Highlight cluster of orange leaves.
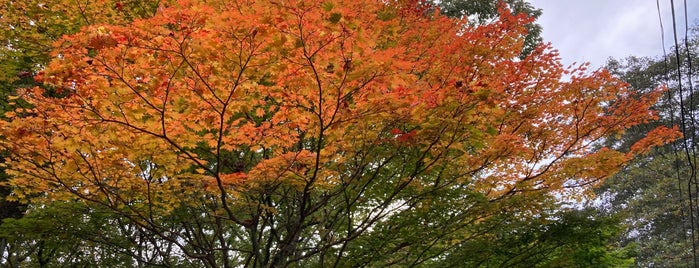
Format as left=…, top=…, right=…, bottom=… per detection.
left=0, top=0, right=679, bottom=212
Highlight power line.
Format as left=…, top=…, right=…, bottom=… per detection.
left=658, top=0, right=697, bottom=266
left=683, top=0, right=699, bottom=263
left=669, top=0, right=698, bottom=265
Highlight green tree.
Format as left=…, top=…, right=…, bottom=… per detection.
left=439, top=206, right=635, bottom=268
left=596, top=29, right=699, bottom=267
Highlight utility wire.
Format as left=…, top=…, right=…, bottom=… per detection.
left=670, top=0, right=698, bottom=266
left=658, top=1, right=691, bottom=266
left=683, top=0, right=699, bottom=264
left=658, top=0, right=696, bottom=266
left=682, top=0, right=697, bottom=149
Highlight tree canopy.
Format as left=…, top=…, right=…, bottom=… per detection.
left=0, top=0, right=677, bottom=266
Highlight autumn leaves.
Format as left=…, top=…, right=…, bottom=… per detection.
left=0, top=0, right=680, bottom=265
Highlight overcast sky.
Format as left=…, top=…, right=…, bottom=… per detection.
left=527, top=0, right=699, bottom=69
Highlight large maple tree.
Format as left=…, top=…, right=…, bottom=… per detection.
left=0, top=0, right=679, bottom=266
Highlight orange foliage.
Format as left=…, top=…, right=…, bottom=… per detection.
left=0, top=0, right=677, bottom=214
left=629, top=126, right=683, bottom=155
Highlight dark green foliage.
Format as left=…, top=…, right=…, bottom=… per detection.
left=433, top=206, right=634, bottom=268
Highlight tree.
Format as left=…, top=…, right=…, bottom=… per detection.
left=0, top=0, right=677, bottom=266
left=439, top=206, right=635, bottom=267
left=596, top=30, right=699, bottom=267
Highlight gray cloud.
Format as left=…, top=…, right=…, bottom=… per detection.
left=528, top=0, right=699, bottom=69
